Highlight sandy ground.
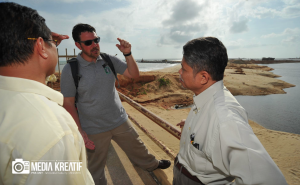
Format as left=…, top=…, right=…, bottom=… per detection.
left=50, top=60, right=300, bottom=184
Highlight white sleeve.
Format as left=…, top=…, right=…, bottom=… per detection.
left=212, top=120, right=287, bottom=185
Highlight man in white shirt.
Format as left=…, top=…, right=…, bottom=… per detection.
left=173, top=37, right=287, bottom=185
left=0, top=2, right=94, bottom=185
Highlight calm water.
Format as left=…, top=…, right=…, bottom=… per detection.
left=136, top=63, right=179, bottom=71
left=235, top=63, right=300, bottom=135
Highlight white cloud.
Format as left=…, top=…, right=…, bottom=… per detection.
left=282, top=36, right=300, bottom=43
left=27, top=0, right=104, bottom=2
left=224, top=1, right=251, bottom=34
left=229, top=19, right=249, bottom=33
left=261, top=28, right=300, bottom=44
left=224, top=0, right=300, bottom=21
left=261, top=33, right=280, bottom=39
left=160, top=23, right=208, bottom=45
left=282, top=0, right=300, bottom=4
left=261, top=28, right=300, bottom=38
left=157, top=0, right=299, bottom=47
left=251, top=3, right=300, bottom=19
left=58, top=0, right=97, bottom=2
left=40, top=0, right=174, bottom=57
left=158, top=0, right=211, bottom=46
left=226, top=38, right=270, bottom=50
left=252, top=7, right=280, bottom=19
left=226, top=39, right=245, bottom=49
left=13, top=0, right=299, bottom=58
left=98, top=25, right=123, bottom=43
left=162, top=0, right=203, bottom=25
left=282, top=4, right=300, bottom=18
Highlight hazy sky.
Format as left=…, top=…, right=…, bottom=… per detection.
left=6, top=0, right=300, bottom=59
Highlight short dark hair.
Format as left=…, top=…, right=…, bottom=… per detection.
left=183, top=37, right=228, bottom=81
left=72, top=24, right=96, bottom=42
left=0, top=2, right=52, bottom=67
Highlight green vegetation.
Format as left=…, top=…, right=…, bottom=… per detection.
left=141, top=88, right=147, bottom=95
left=137, top=88, right=147, bottom=95
left=158, top=77, right=171, bottom=88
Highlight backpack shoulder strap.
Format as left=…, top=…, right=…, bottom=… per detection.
left=67, top=58, right=80, bottom=89
left=100, top=52, right=120, bottom=88
left=67, top=58, right=80, bottom=102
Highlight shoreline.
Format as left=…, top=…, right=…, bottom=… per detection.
left=113, top=61, right=299, bottom=135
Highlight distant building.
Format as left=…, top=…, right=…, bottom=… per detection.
left=262, top=57, right=275, bottom=61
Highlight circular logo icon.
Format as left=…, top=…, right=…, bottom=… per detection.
left=13, top=162, right=24, bottom=172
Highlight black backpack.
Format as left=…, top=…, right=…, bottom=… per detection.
left=67, top=52, right=120, bottom=103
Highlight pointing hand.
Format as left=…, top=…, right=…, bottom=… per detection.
left=116, top=38, right=131, bottom=55
left=51, top=32, right=69, bottom=46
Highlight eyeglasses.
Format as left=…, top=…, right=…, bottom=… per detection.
left=77, top=37, right=100, bottom=46
left=28, top=38, right=58, bottom=47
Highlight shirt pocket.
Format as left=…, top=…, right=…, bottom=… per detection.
left=187, top=142, right=208, bottom=174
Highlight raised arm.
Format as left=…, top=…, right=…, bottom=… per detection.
left=116, top=38, right=139, bottom=79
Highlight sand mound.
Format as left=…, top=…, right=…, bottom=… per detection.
left=117, top=72, right=194, bottom=109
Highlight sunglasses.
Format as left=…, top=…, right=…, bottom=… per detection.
left=77, top=37, right=100, bottom=46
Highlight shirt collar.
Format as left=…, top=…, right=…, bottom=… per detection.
left=193, top=80, right=224, bottom=111
left=0, top=75, right=63, bottom=106
left=77, top=53, right=102, bottom=67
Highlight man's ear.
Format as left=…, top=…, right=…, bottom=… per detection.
left=75, top=42, right=82, bottom=50
left=195, top=71, right=210, bottom=85
left=36, top=37, right=48, bottom=59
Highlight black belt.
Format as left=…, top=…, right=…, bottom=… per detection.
left=175, top=157, right=204, bottom=185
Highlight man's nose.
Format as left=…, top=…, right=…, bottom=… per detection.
left=92, top=41, right=98, bottom=46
